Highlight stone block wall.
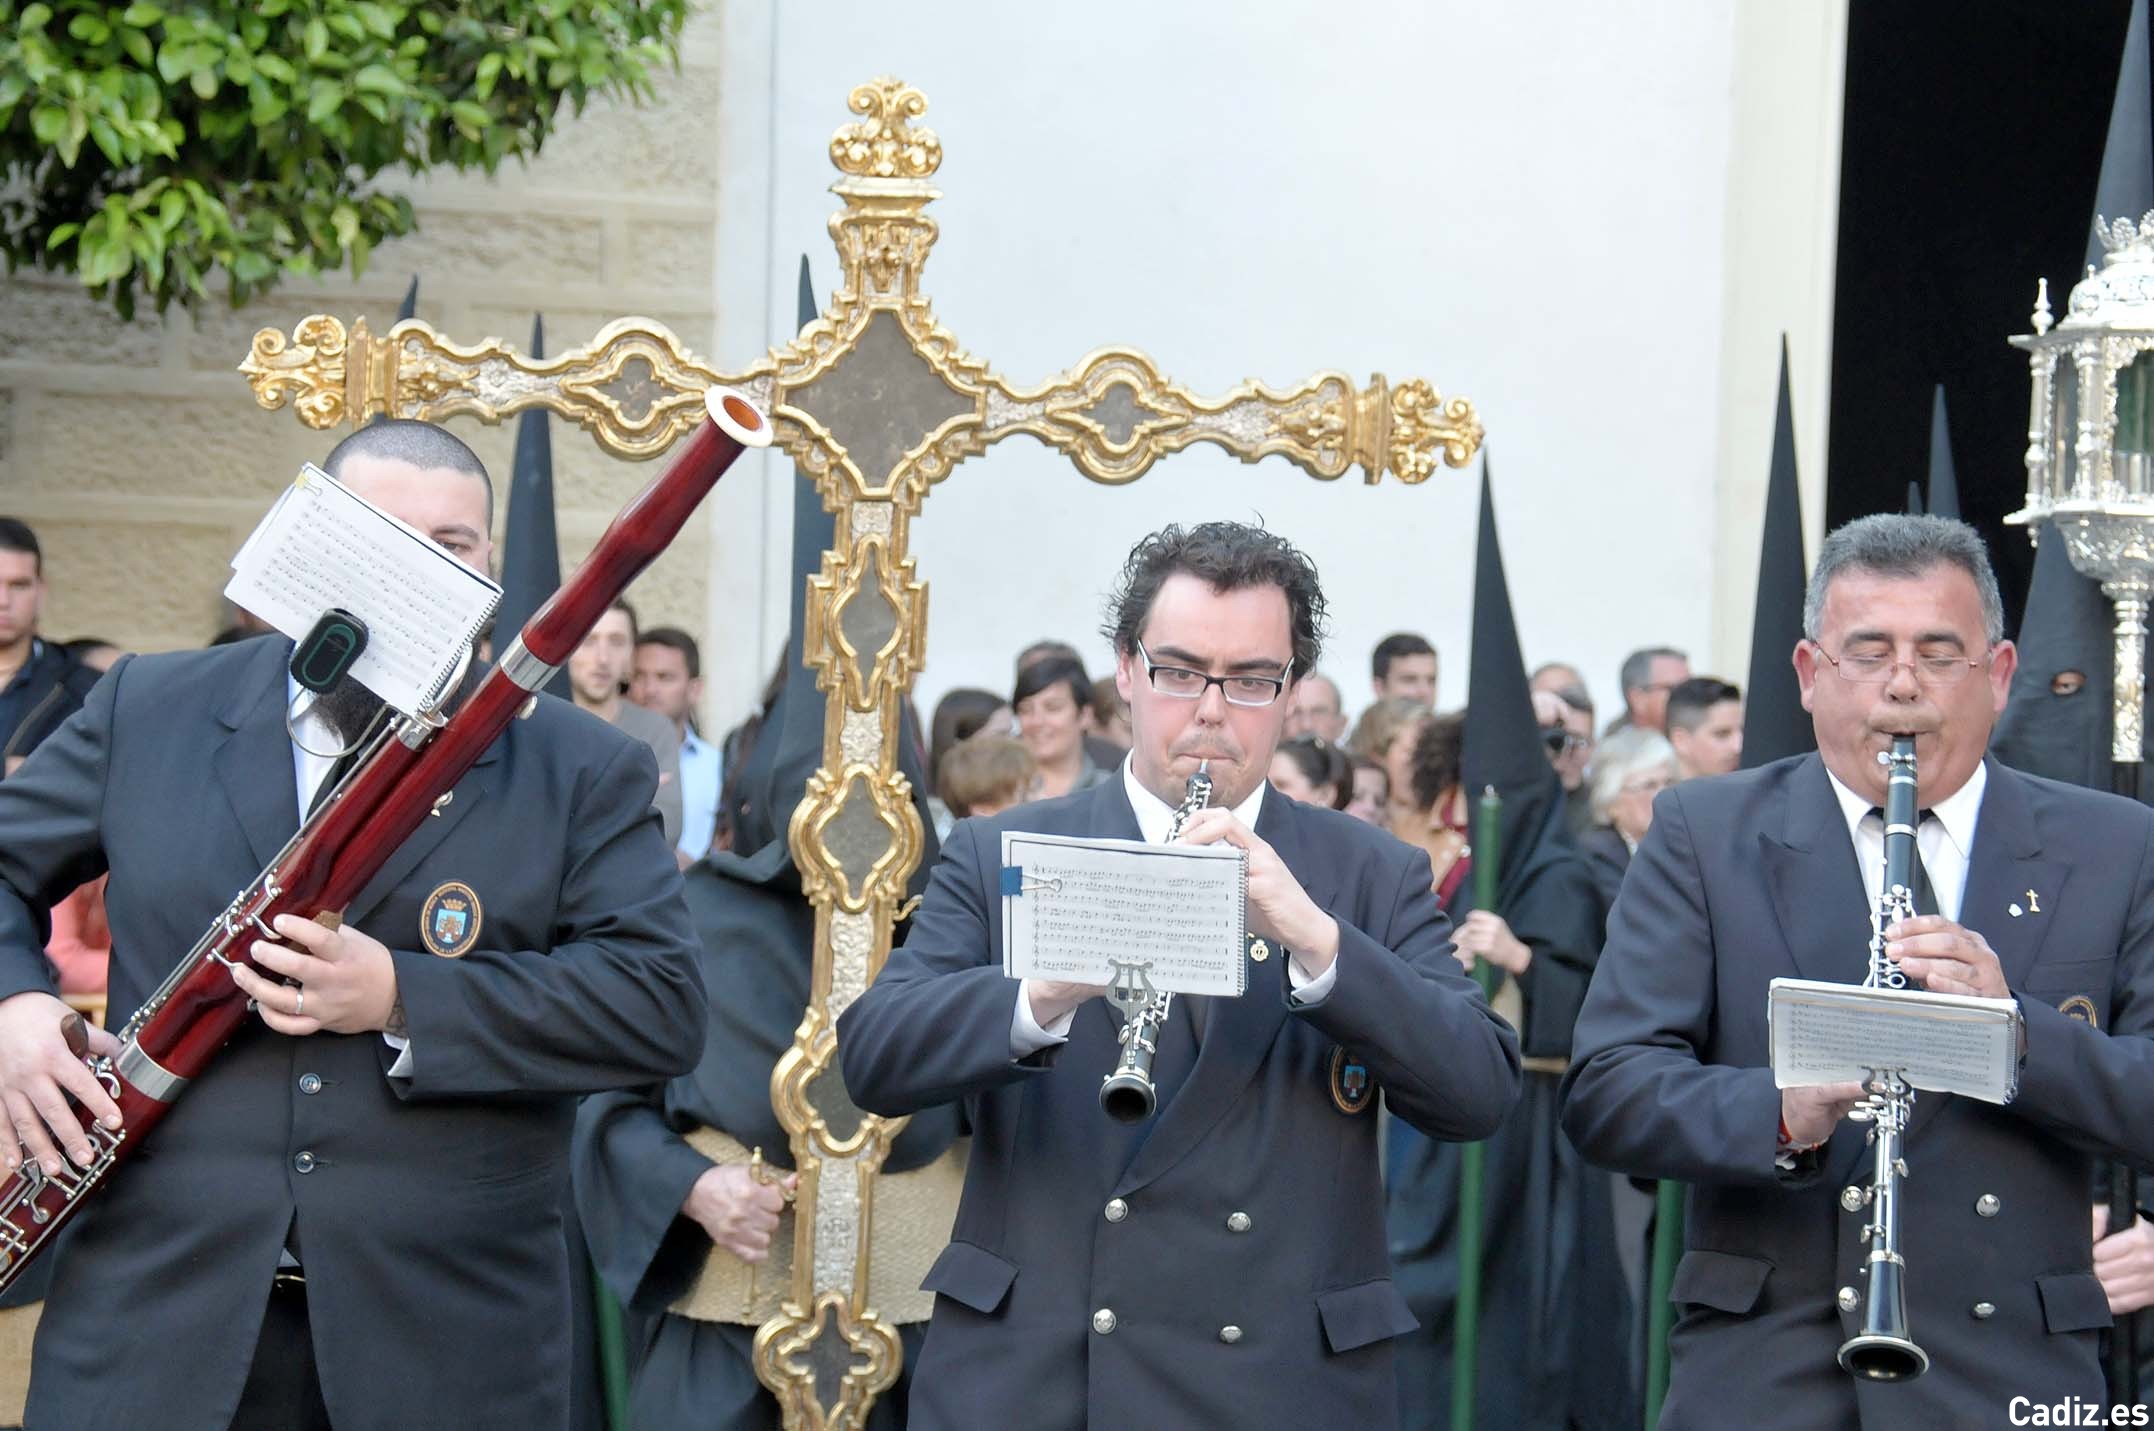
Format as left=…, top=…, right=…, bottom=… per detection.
left=0, top=9, right=724, bottom=703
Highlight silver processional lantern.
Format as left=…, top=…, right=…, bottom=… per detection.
left=2006, top=214, right=2154, bottom=777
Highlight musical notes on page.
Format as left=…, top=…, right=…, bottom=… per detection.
left=226, top=464, right=502, bottom=717
left=1000, top=831, right=1248, bottom=996
left=1767, top=977, right=2023, bottom=1104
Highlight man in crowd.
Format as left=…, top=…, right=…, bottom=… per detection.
left=840, top=520, right=1519, bottom=1430
left=634, top=626, right=722, bottom=866
left=1564, top=513, right=2154, bottom=1427
left=0, top=520, right=100, bottom=776
left=1533, top=679, right=1597, bottom=832
left=0, top=419, right=706, bottom=1431
left=1608, top=645, right=1690, bottom=734
left=569, top=597, right=684, bottom=847
left=1284, top=669, right=1349, bottom=743
left=1371, top=631, right=1439, bottom=708
left=1664, top=675, right=1744, bottom=779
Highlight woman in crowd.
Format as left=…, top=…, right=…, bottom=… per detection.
left=1574, top=726, right=1680, bottom=916
left=1346, top=753, right=1389, bottom=825
left=1013, top=655, right=1108, bottom=799
left=1268, top=735, right=1351, bottom=809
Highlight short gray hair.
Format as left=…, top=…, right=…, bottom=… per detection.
left=1619, top=646, right=1687, bottom=695
left=1803, top=514, right=2003, bottom=646
left=1588, top=726, right=1679, bottom=825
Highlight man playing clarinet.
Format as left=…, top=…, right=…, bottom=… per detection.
left=1564, top=513, right=2154, bottom=1427
left=837, top=520, right=1520, bottom=1431
left=0, top=420, right=704, bottom=1431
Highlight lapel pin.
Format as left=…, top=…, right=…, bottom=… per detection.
left=431, top=791, right=454, bottom=818
left=2024, top=888, right=2041, bottom=914
left=2008, top=902, right=2023, bottom=918
left=1248, top=938, right=1270, bottom=963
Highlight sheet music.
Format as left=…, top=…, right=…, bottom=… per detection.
left=1767, top=977, right=2023, bottom=1104
left=1000, top=831, right=1247, bottom=996
left=226, top=464, right=501, bottom=717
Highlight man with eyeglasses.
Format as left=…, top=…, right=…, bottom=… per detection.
left=839, top=521, right=1520, bottom=1431
left=1563, top=513, right=2154, bottom=1428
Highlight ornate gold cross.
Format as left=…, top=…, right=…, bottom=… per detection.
left=239, top=75, right=1481, bottom=1430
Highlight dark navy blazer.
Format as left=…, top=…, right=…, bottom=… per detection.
left=0, top=635, right=704, bottom=1431
left=838, top=776, right=1520, bottom=1431
left=1564, top=753, right=2154, bottom=1429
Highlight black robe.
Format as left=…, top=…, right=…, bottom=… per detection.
left=1384, top=801, right=1636, bottom=1431
left=573, top=842, right=958, bottom=1430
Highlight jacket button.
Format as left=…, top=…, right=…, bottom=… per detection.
left=1218, top=1325, right=1243, bottom=1344
left=1975, top=1194, right=2001, bottom=1218
left=1840, top=1186, right=1864, bottom=1212
left=292, top=1151, right=317, bottom=1175
left=1226, top=1211, right=1251, bottom=1233
left=1972, top=1301, right=1995, bottom=1320
left=1092, top=1308, right=1116, bottom=1335
left=298, top=1073, right=323, bottom=1095
left=1837, top=1286, right=1859, bottom=1313
left=1104, top=1199, right=1128, bottom=1223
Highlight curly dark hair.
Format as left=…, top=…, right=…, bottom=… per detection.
left=1409, top=710, right=1467, bottom=812
left=1101, top=522, right=1327, bottom=677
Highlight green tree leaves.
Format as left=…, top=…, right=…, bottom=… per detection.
left=0, top=0, right=690, bottom=316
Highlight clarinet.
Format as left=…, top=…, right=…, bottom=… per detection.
left=1837, top=735, right=1930, bottom=1381
left=0, top=388, right=771, bottom=1296
left=1099, top=761, right=1213, bottom=1123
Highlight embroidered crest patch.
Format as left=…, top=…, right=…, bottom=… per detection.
left=1329, top=1046, right=1373, bottom=1115
left=420, top=881, right=482, bottom=959
left=2059, top=994, right=2098, bottom=1029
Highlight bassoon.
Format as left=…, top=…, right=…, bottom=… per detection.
left=0, top=387, right=772, bottom=1295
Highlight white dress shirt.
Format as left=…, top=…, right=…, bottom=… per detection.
left=1823, top=757, right=1987, bottom=924
left=286, top=678, right=412, bottom=1076
left=1009, top=760, right=1337, bottom=1057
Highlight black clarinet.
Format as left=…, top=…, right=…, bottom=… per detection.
left=1098, top=761, right=1213, bottom=1122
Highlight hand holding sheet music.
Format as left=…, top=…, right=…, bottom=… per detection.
left=1000, top=831, right=1249, bottom=997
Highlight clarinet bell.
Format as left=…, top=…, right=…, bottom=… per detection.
left=1099, top=1069, right=1157, bottom=1124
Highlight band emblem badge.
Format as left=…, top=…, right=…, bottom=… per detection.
left=1328, top=1046, right=1373, bottom=1114
left=2059, top=994, right=2099, bottom=1029
left=421, top=881, right=482, bottom=958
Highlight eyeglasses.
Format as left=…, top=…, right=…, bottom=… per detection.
left=1135, top=639, right=1293, bottom=707
left=1813, top=642, right=1988, bottom=688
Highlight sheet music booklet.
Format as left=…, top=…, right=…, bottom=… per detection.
left=999, top=831, right=1248, bottom=997
left=226, top=463, right=502, bottom=718
left=1767, top=976, right=2024, bottom=1105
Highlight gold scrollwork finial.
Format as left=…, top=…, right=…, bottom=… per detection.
left=1382, top=378, right=1484, bottom=484
left=831, top=77, right=942, bottom=179
left=240, top=314, right=355, bottom=430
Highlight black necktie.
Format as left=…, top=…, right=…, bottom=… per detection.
left=1868, top=807, right=1940, bottom=917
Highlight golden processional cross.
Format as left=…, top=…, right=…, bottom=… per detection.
left=238, top=76, right=1482, bottom=1430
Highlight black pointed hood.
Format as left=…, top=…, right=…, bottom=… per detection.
left=2092, top=0, right=2154, bottom=271
left=1926, top=385, right=1960, bottom=521
left=1743, top=340, right=1816, bottom=767
left=395, top=274, right=419, bottom=322
left=1460, top=456, right=1564, bottom=903
left=1992, top=521, right=2142, bottom=788
left=493, top=315, right=569, bottom=698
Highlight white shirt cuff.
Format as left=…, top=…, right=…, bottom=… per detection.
left=383, top=1032, right=413, bottom=1079
left=1286, top=956, right=1338, bottom=1007
left=1010, top=981, right=1077, bottom=1058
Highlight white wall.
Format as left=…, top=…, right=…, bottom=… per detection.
left=709, top=0, right=1842, bottom=735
